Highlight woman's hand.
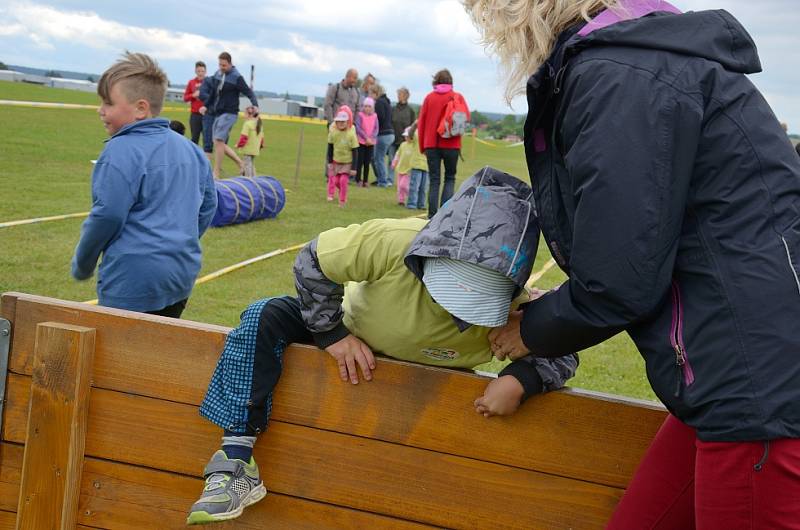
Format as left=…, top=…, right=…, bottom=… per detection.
left=325, top=334, right=376, bottom=384
left=488, top=311, right=530, bottom=361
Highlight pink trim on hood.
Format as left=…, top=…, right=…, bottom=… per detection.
left=433, top=84, right=453, bottom=94
left=578, top=0, right=681, bottom=36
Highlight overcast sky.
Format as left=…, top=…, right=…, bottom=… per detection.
left=1, top=0, right=798, bottom=130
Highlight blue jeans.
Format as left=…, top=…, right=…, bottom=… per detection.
left=386, top=143, right=400, bottom=183
left=426, top=148, right=459, bottom=218
left=406, top=169, right=428, bottom=210
left=202, top=114, right=216, bottom=153
left=373, top=133, right=395, bottom=186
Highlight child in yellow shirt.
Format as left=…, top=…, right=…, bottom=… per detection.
left=236, top=106, right=263, bottom=177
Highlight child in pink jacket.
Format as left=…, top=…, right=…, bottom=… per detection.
left=355, top=97, right=378, bottom=187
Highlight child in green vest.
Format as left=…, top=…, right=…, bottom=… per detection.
left=236, top=106, right=263, bottom=177
left=326, top=106, right=359, bottom=206
left=391, top=124, right=429, bottom=208
left=187, top=167, right=578, bottom=525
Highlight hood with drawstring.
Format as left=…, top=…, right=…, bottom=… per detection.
left=405, top=166, right=539, bottom=293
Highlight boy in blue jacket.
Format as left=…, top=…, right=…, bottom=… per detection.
left=71, top=52, right=217, bottom=318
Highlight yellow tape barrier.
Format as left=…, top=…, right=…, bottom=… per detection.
left=83, top=242, right=309, bottom=305
left=0, top=99, right=326, bottom=125
left=0, top=211, right=89, bottom=229
left=472, top=136, right=523, bottom=149
left=526, top=258, right=556, bottom=289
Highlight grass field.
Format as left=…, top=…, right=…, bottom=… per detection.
left=0, top=80, right=656, bottom=401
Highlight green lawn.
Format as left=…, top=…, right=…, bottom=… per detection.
left=0, top=80, right=656, bottom=401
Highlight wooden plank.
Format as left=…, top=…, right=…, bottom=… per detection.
left=0, top=444, right=22, bottom=513
left=0, top=294, right=18, bottom=332
left=2, top=442, right=418, bottom=530
left=0, top=511, right=17, bottom=530
left=5, top=294, right=227, bottom=406
left=4, top=375, right=623, bottom=529
left=274, top=346, right=665, bottom=489
left=16, top=323, right=95, bottom=530
left=79, top=457, right=435, bottom=530
left=3, top=293, right=665, bottom=488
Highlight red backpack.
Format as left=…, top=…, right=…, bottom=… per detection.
left=437, top=92, right=471, bottom=138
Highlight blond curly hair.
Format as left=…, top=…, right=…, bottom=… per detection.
left=463, top=0, right=619, bottom=103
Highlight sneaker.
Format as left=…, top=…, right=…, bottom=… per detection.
left=186, top=450, right=267, bottom=525
left=327, top=196, right=334, bottom=202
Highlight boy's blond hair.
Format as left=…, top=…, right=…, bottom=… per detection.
left=98, top=51, right=168, bottom=115
left=463, top=0, right=619, bottom=104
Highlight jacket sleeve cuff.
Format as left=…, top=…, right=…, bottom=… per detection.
left=312, top=321, right=351, bottom=350
left=499, top=359, right=544, bottom=402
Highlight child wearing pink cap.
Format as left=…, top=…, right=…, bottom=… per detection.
left=355, top=97, right=378, bottom=187
left=326, top=106, right=359, bottom=206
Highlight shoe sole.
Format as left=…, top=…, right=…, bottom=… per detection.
left=186, top=483, right=267, bottom=525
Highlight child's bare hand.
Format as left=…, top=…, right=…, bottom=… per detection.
left=474, top=375, right=524, bottom=418
left=349, top=169, right=357, bottom=176
left=325, top=335, right=376, bottom=384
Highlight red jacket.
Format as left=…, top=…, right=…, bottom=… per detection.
left=183, top=78, right=204, bottom=114
left=417, top=85, right=464, bottom=152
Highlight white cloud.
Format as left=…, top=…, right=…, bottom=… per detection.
left=1, top=2, right=397, bottom=73
left=0, top=0, right=797, bottom=119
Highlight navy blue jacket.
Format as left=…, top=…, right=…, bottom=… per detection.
left=521, top=9, right=800, bottom=441
left=200, top=66, right=258, bottom=116
left=375, top=94, right=393, bottom=135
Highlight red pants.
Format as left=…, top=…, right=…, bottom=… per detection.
left=327, top=173, right=349, bottom=205
left=608, top=414, right=800, bottom=529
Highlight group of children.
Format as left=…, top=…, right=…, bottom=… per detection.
left=327, top=102, right=429, bottom=208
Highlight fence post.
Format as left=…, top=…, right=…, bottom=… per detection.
left=16, top=322, right=96, bottom=530
left=294, top=124, right=305, bottom=187
left=470, top=127, right=477, bottom=160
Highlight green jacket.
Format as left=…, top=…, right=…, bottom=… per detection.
left=318, top=217, right=503, bottom=368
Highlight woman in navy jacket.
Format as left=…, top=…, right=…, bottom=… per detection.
left=466, top=0, right=800, bottom=527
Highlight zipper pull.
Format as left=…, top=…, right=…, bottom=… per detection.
left=553, top=66, right=568, bottom=95
left=674, top=344, right=686, bottom=366
left=673, top=344, right=686, bottom=397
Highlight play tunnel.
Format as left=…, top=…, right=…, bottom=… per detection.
left=211, top=176, right=286, bottom=227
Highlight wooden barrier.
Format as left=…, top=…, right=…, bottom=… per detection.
left=0, top=292, right=667, bottom=529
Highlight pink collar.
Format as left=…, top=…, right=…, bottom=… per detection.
left=434, top=84, right=453, bottom=94
left=579, top=0, right=681, bottom=36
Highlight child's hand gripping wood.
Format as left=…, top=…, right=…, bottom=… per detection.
left=474, top=375, right=525, bottom=418
left=325, top=334, right=376, bottom=384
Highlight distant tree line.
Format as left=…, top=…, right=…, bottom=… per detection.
left=471, top=110, right=524, bottom=139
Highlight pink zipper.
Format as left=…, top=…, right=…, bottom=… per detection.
left=671, top=280, right=694, bottom=396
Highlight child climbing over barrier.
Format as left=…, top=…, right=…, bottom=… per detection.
left=326, top=106, right=359, bottom=206
left=71, top=52, right=217, bottom=318
left=391, top=123, right=429, bottom=208
left=236, top=106, right=264, bottom=177
left=186, top=167, right=579, bottom=524
left=355, top=96, right=378, bottom=187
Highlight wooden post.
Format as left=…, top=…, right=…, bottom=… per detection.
left=470, top=127, right=477, bottom=160
left=294, top=124, right=305, bottom=187
left=16, top=322, right=96, bottom=530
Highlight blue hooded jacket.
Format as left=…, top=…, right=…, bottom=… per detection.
left=521, top=5, right=800, bottom=442
left=72, top=118, right=217, bottom=311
